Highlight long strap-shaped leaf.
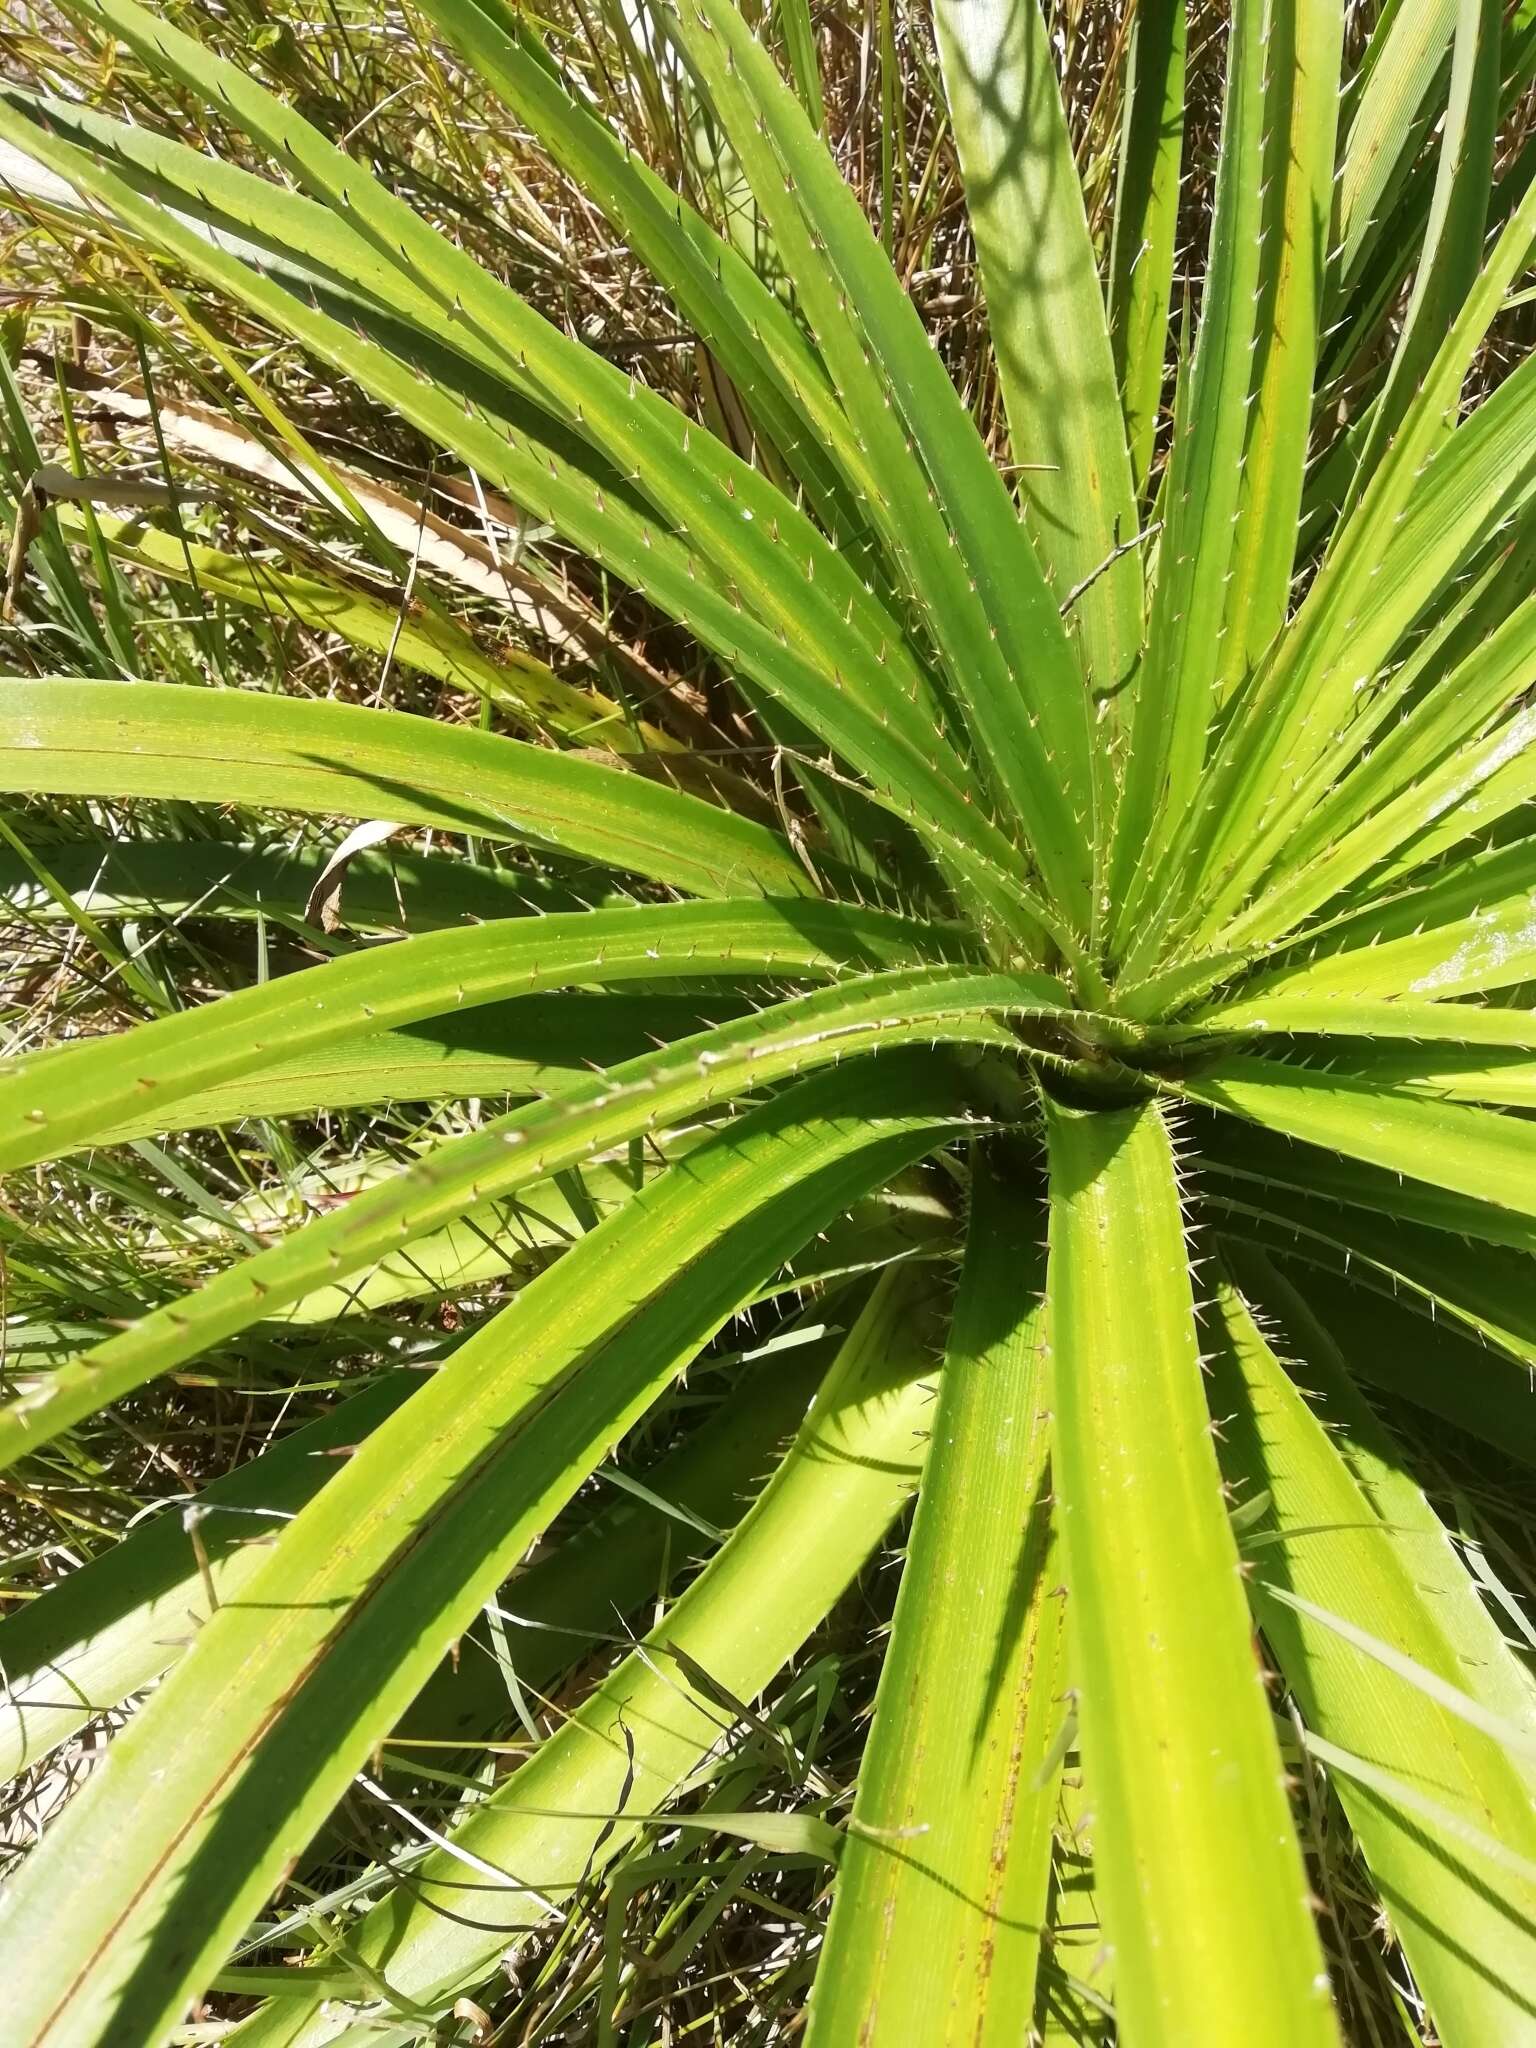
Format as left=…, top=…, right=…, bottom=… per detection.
left=1208, top=1273, right=1536, bottom=2047
left=1333, top=0, right=1459, bottom=299
left=1376, top=736, right=1536, bottom=889
left=1185, top=830, right=1536, bottom=1007
left=1225, top=1253, right=1536, bottom=1464
left=0, top=103, right=1033, bottom=929
left=1257, top=1040, right=1536, bottom=1110
left=0, top=971, right=1040, bottom=1462
left=1202, top=841, right=1536, bottom=1008
left=1218, top=0, right=1344, bottom=691
left=1196, top=1110, right=1536, bottom=1255
left=1228, top=1254, right=1536, bottom=1744
left=0, top=1064, right=965, bottom=2048
left=0, top=895, right=974, bottom=1172
left=1043, top=1097, right=1338, bottom=2047
left=0, top=1340, right=816, bottom=1790
left=0, top=679, right=812, bottom=901
left=224, top=1269, right=941, bottom=2048
left=655, top=0, right=1097, bottom=925
left=1341, top=0, right=1501, bottom=514
left=0, top=836, right=589, bottom=932
left=59, top=4, right=954, bottom=785
left=1167, top=181, right=1536, bottom=948
left=1108, top=0, right=1186, bottom=497
left=1281, top=583, right=1536, bottom=874
left=1107, top=0, right=1269, bottom=948
left=28, top=77, right=936, bottom=768
left=1318, top=0, right=1536, bottom=414
left=808, top=1154, right=1063, bottom=2044
left=933, top=0, right=1141, bottom=700
left=84, top=997, right=744, bottom=1144
left=1201, top=1164, right=1536, bottom=1375
left=1206, top=612, right=1536, bottom=961
left=409, top=0, right=882, bottom=575
left=1180, top=995, right=1536, bottom=1049
left=1179, top=1056, right=1536, bottom=1225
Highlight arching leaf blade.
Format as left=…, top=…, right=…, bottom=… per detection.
left=0, top=1065, right=966, bottom=2048
left=225, top=1266, right=942, bottom=2048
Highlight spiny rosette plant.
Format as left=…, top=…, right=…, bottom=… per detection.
left=0, top=0, right=1533, bottom=2043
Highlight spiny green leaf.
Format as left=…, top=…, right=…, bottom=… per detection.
left=934, top=0, right=1141, bottom=699
left=1108, top=0, right=1186, bottom=496
left=0, top=970, right=1033, bottom=1461
left=0, top=678, right=814, bottom=900
left=1180, top=1055, right=1536, bottom=1226
left=1209, top=1271, right=1536, bottom=2046
left=1109, top=0, right=1269, bottom=950
left=225, top=1267, right=941, bottom=2048
left=1044, top=1097, right=1338, bottom=2047
left=809, top=1151, right=1062, bottom=2043
left=0, top=1065, right=965, bottom=2048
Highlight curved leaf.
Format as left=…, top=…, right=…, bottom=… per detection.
left=0, top=1062, right=967, bottom=2048
left=0, top=678, right=812, bottom=900
left=226, top=1267, right=941, bottom=2048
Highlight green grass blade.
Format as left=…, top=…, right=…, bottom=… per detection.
left=1043, top=1097, right=1338, bottom=2047
left=772, top=0, right=826, bottom=127
left=1034, top=1780, right=1115, bottom=2046
left=1108, top=0, right=1186, bottom=496
left=1207, top=1274, right=1536, bottom=2045
left=934, top=0, right=1141, bottom=698
left=0, top=1065, right=965, bottom=2048
left=808, top=1152, right=1062, bottom=2043
left=75, top=510, right=650, bottom=751
left=0, top=1376, right=406, bottom=1786
left=382, top=1333, right=830, bottom=1759
left=226, top=1267, right=940, bottom=2048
